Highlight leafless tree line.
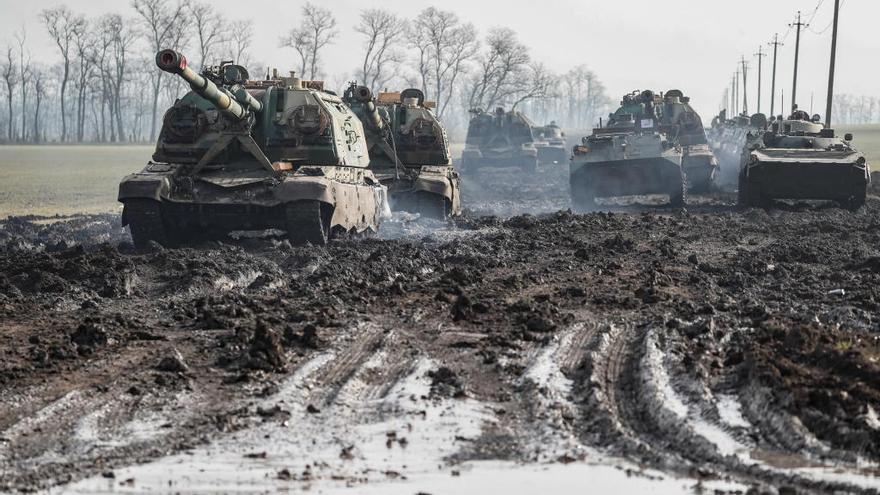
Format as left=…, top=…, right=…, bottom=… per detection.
left=0, top=1, right=612, bottom=144
left=831, top=94, right=880, bottom=126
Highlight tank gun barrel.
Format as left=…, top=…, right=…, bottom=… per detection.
left=156, top=49, right=260, bottom=120
left=353, top=86, right=384, bottom=130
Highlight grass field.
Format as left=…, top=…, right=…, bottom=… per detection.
left=838, top=124, right=880, bottom=163
left=0, top=146, right=152, bottom=218
left=0, top=126, right=878, bottom=219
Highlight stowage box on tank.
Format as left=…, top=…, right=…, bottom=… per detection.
left=460, top=107, right=540, bottom=173
left=118, top=50, right=388, bottom=248
left=739, top=110, right=870, bottom=210
left=569, top=90, right=686, bottom=209
left=343, top=84, right=461, bottom=219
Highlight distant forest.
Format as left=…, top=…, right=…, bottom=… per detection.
left=0, top=1, right=615, bottom=144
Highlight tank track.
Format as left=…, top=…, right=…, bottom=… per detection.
left=285, top=201, right=331, bottom=246
left=415, top=192, right=449, bottom=220
left=124, top=199, right=170, bottom=249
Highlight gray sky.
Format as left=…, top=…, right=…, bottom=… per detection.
left=1, top=0, right=876, bottom=121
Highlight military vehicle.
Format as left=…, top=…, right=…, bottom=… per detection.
left=534, top=121, right=568, bottom=165
left=708, top=110, right=767, bottom=185
left=657, top=90, right=718, bottom=192
left=739, top=110, right=870, bottom=210
left=570, top=90, right=685, bottom=209
left=342, top=84, right=461, bottom=219
left=460, top=107, right=539, bottom=173
left=118, top=50, right=387, bottom=248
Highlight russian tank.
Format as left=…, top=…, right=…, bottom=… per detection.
left=118, top=50, right=387, bottom=248
left=739, top=110, right=870, bottom=210
left=534, top=121, right=568, bottom=165
left=570, top=90, right=685, bottom=209
left=460, top=107, right=539, bottom=173
left=343, top=84, right=461, bottom=219
left=657, top=90, right=718, bottom=192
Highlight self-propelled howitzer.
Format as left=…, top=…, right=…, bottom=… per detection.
left=118, top=50, right=388, bottom=247
left=343, top=84, right=461, bottom=219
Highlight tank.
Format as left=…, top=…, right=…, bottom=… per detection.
left=343, top=85, right=461, bottom=219
left=118, top=50, right=388, bottom=248
left=460, top=107, right=539, bottom=173
left=569, top=90, right=685, bottom=209
left=708, top=110, right=766, bottom=186
left=657, top=90, right=718, bottom=192
left=533, top=121, right=568, bottom=165
left=739, top=110, right=871, bottom=210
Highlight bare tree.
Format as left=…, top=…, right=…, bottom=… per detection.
left=102, top=14, right=136, bottom=142
left=509, top=62, right=556, bottom=110
left=188, top=2, right=228, bottom=69
left=2, top=46, right=18, bottom=141
left=32, top=67, right=46, bottom=143
left=228, top=20, right=254, bottom=66
left=16, top=27, right=33, bottom=142
left=132, top=0, right=189, bottom=142
left=356, top=9, right=406, bottom=92
left=409, top=8, right=479, bottom=117
left=282, top=2, right=338, bottom=80
left=467, top=28, right=530, bottom=111
left=41, top=6, right=83, bottom=142
left=72, top=24, right=97, bottom=142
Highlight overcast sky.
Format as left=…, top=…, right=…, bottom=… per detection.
left=1, top=0, right=876, bottom=121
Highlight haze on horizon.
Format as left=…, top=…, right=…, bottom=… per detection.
left=1, top=0, right=877, bottom=125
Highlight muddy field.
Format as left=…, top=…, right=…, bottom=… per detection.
left=2, top=165, right=880, bottom=494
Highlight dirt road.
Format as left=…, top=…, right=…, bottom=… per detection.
left=2, top=166, right=880, bottom=494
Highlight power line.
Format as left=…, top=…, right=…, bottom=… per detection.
left=808, top=0, right=846, bottom=34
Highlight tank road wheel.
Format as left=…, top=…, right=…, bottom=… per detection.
left=124, top=199, right=170, bottom=249
left=416, top=192, right=449, bottom=220
left=669, top=173, right=687, bottom=207
left=285, top=201, right=331, bottom=246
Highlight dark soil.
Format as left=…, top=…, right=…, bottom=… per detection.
left=2, top=169, right=880, bottom=494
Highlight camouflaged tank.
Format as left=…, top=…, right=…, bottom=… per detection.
left=657, top=90, right=718, bottom=192
left=343, top=84, right=461, bottom=219
left=118, top=50, right=387, bottom=248
left=570, top=90, right=685, bottom=209
left=739, top=111, right=870, bottom=210
left=534, top=121, right=568, bottom=165
left=460, top=107, right=539, bottom=173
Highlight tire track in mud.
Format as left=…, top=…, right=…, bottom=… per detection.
left=576, top=322, right=880, bottom=494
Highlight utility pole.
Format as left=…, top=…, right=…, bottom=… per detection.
left=730, top=75, right=736, bottom=115
left=741, top=56, right=749, bottom=115
left=769, top=34, right=783, bottom=117
left=735, top=67, right=740, bottom=116
left=825, top=0, right=841, bottom=127
left=754, top=46, right=766, bottom=114
left=790, top=11, right=809, bottom=113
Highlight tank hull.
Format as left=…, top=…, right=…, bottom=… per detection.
left=374, top=166, right=461, bottom=219
left=570, top=154, right=685, bottom=208
left=119, top=164, right=387, bottom=246
left=536, top=144, right=569, bottom=165
left=682, top=145, right=719, bottom=193
left=740, top=149, right=869, bottom=208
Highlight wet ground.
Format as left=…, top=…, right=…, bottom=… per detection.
left=2, top=164, right=880, bottom=494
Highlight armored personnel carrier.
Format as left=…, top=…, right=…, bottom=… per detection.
left=657, top=90, right=718, bottom=192
left=739, top=111, right=870, bottom=209
left=118, top=50, right=387, bottom=248
left=570, top=90, right=685, bottom=209
left=460, top=107, right=539, bottom=173
left=534, top=121, right=568, bottom=165
left=343, top=84, right=461, bottom=219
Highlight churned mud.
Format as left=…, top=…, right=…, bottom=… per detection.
left=2, top=165, right=880, bottom=494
